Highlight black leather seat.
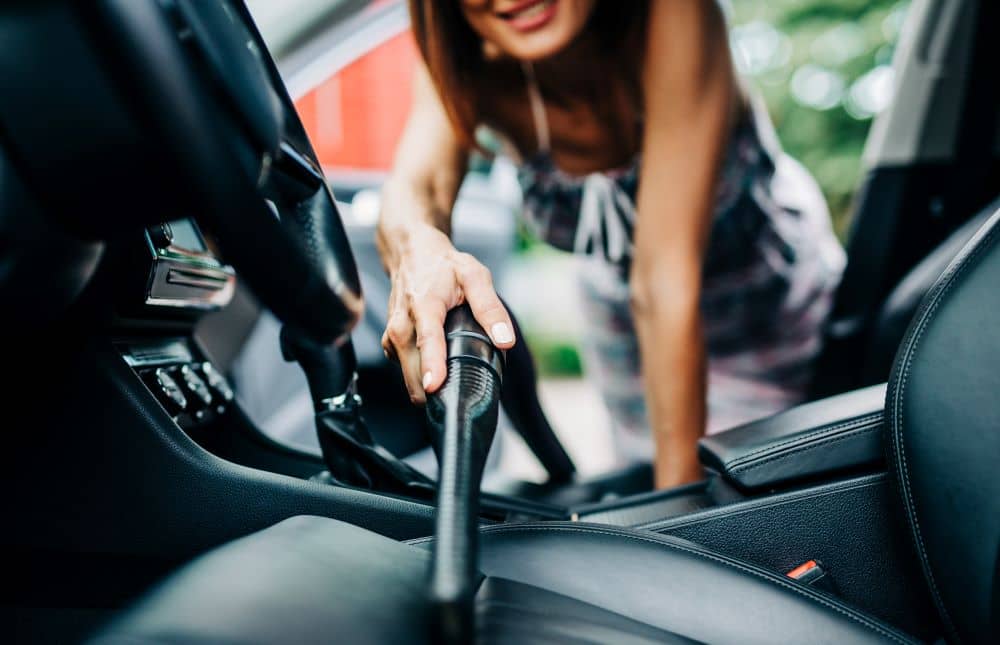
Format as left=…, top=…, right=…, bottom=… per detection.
left=92, top=516, right=911, bottom=644
left=93, top=208, right=1000, bottom=644
left=883, top=208, right=1000, bottom=643
left=861, top=195, right=1000, bottom=386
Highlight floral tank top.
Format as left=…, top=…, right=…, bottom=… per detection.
left=509, top=62, right=846, bottom=464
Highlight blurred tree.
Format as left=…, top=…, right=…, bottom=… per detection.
left=729, top=0, right=910, bottom=238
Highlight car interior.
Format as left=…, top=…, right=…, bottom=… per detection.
left=2, top=0, right=997, bottom=643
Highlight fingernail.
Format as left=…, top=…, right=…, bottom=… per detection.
left=422, top=371, right=433, bottom=390
left=491, top=322, right=514, bottom=345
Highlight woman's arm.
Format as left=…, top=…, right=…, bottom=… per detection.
left=376, top=62, right=466, bottom=268
left=376, top=61, right=515, bottom=404
left=631, top=0, right=735, bottom=488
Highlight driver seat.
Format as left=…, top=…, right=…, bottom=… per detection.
left=92, top=209, right=1000, bottom=643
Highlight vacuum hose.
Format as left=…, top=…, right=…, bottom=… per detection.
left=425, top=305, right=504, bottom=644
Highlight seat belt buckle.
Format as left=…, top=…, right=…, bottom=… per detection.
left=786, top=560, right=838, bottom=595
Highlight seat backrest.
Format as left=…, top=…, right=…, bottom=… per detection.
left=811, top=0, right=1000, bottom=398
left=861, top=195, right=1000, bottom=384
left=886, top=207, right=1000, bottom=643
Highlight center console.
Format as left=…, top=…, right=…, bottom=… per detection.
left=121, top=339, right=234, bottom=430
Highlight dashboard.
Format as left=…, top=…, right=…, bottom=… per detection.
left=143, top=218, right=236, bottom=311
left=112, top=218, right=239, bottom=431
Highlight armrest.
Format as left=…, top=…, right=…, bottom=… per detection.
left=698, top=384, right=886, bottom=491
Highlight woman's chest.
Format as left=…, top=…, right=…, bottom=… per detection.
left=481, top=82, right=640, bottom=176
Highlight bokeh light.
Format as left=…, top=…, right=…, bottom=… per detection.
left=731, top=0, right=911, bottom=237
left=791, top=64, right=846, bottom=110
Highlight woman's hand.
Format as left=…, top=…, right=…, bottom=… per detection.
left=380, top=223, right=515, bottom=404
left=375, top=61, right=509, bottom=405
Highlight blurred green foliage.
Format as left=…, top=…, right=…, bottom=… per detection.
left=730, top=0, right=910, bottom=237
left=523, top=331, right=584, bottom=378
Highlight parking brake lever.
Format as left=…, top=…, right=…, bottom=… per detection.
left=425, top=304, right=504, bottom=644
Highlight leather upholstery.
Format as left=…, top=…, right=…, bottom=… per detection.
left=92, top=516, right=433, bottom=645
left=699, top=384, right=886, bottom=490
left=456, top=522, right=916, bottom=644
left=865, top=196, right=999, bottom=384
left=475, top=577, right=696, bottom=644
left=95, top=516, right=915, bottom=644
left=93, top=516, right=695, bottom=645
left=886, top=207, right=1000, bottom=643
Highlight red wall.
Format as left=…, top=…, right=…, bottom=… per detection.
left=294, top=31, right=416, bottom=172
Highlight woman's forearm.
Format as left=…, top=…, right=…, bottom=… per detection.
left=375, top=61, right=469, bottom=275
left=630, top=275, right=707, bottom=488
left=375, top=175, right=454, bottom=275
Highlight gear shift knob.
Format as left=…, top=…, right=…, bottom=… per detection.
left=425, top=304, right=504, bottom=643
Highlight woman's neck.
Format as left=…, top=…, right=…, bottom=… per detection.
left=531, top=31, right=607, bottom=96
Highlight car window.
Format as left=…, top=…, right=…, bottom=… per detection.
left=247, top=0, right=360, bottom=56
left=250, top=0, right=493, bottom=184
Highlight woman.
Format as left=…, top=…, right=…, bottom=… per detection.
left=376, top=0, right=845, bottom=488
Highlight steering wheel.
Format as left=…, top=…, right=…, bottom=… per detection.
left=0, top=0, right=362, bottom=345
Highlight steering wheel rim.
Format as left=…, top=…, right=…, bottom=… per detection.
left=0, top=0, right=362, bottom=344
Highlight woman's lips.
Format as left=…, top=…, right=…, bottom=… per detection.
left=498, top=0, right=558, bottom=33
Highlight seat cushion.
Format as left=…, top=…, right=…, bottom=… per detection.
left=417, top=522, right=917, bottom=644
left=93, top=516, right=433, bottom=645
left=94, top=516, right=915, bottom=644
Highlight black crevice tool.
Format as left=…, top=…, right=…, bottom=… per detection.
left=425, top=304, right=505, bottom=644
left=499, top=301, right=575, bottom=484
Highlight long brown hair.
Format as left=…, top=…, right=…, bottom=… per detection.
left=408, top=0, right=649, bottom=150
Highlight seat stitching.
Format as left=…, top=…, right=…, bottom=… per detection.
left=480, top=525, right=910, bottom=643
left=890, top=221, right=998, bottom=639
left=725, top=412, right=881, bottom=466
left=888, top=217, right=998, bottom=641
left=477, top=524, right=912, bottom=644
left=724, top=412, right=883, bottom=469
left=475, top=598, right=686, bottom=640
left=731, top=422, right=882, bottom=475
left=637, top=475, right=884, bottom=532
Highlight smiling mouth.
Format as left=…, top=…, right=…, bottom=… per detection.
left=497, top=0, right=557, bottom=31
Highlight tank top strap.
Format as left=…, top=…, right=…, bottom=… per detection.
left=521, top=61, right=551, bottom=154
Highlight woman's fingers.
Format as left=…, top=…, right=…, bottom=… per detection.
left=455, top=254, right=515, bottom=348
left=383, top=293, right=450, bottom=402
left=400, top=348, right=426, bottom=405
left=384, top=310, right=425, bottom=404
left=411, top=298, right=448, bottom=394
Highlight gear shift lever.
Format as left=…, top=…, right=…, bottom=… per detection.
left=425, top=305, right=504, bottom=643
left=280, top=326, right=435, bottom=496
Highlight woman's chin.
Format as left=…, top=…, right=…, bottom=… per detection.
left=498, top=29, right=576, bottom=61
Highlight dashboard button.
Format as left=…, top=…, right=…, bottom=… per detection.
left=179, top=364, right=213, bottom=406
left=152, top=367, right=187, bottom=414
left=200, top=361, right=234, bottom=402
